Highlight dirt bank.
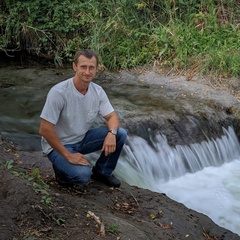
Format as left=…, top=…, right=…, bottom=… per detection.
left=1, top=137, right=240, bottom=240
left=1, top=67, right=240, bottom=239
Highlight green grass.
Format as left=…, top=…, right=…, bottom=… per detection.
left=1, top=0, right=240, bottom=77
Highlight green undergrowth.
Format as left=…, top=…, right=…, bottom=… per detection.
left=0, top=0, right=240, bottom=77
left=2, top=159, right=53, bottom=206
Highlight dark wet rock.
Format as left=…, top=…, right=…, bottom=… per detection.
left=0, top=66, right=240, bottom=239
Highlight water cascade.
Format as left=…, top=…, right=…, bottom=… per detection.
left=1, top=66, right=240, bottom=236
left=114, top=126, right=240, bottom=235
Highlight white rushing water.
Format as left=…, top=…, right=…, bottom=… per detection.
left=115, top=126, right=240, bottom=236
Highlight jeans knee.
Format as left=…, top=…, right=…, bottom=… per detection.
left=117, top=128, right=128, bottom=143
left=69, top=166, right=92, bottom=185
left=76, top=174, right=91, bottom=184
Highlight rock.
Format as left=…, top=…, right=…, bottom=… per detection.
left=1, top=66, right=240, bottom=239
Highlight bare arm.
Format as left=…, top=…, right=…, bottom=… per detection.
left=39, top=119, right=90, bottom=166
left=102, top=111, right=120, bottom=156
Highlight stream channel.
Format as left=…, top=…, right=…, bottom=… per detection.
left=0, top=65, right=240, bottom=236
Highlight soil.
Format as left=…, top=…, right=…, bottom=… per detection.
left=1, top=137, right=240, bottom=240
left=1, top=67, right=240, bottom=240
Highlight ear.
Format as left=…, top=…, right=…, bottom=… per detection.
left=72, top=62, right=77, bottom=71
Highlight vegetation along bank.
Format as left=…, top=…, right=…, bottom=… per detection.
left=1, top=0, right=240, bottom=78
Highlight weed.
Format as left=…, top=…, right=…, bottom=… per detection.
left=4, top=159, right=14, bottom=170
left=52, top=217, right=66, bottom=226
left=109, top=224, right=120, bottom=235
left=40, top=195, right=53, bottom=206
left=4, top=163, right=52, bottom=206
left=1, top=0, right=240, bottom=77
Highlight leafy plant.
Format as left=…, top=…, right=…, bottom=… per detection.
left=108, top=224, right=120, bottom=235
left=4, top=159, right=14, bottom=170
left=40, top=195, right=53, bottom=206
left=3, top=163, right=52, bottom=206
left=1, top=0, right=240, bottom=77
left=52, top=217, right=66, bottom=226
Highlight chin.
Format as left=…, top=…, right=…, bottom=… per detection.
left=84, top=79, right=92, bottom=83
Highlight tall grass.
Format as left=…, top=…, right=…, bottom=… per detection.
left=0, top=0, right=240, bottom=77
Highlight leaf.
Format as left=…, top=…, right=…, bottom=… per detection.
left=150, top=214, right=156, bottom=220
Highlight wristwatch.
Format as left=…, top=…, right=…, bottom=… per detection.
left=108, top=129, right=117, bottom=135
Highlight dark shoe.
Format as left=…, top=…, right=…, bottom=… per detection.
left=53, top=165, right=73, bottom=187
left=91, top=167, right=121, bottom=188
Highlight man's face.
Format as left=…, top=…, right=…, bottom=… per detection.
left=73, top=55, right=97, bottom=83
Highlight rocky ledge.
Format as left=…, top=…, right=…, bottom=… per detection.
left=1, top=69, right=240, bottom=239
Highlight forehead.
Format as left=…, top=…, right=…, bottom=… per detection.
left=78, top=55, right=97, bottom=66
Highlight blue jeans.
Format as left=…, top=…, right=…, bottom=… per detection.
left=47, top=127, right=127, bottom=185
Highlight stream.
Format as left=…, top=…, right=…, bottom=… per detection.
left=0, top=66, right=240, bottom=236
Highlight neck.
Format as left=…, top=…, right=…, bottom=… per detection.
left=73, top=77, right=90, bottom=95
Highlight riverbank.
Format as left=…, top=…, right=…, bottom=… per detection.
left=1, top=137, right=240, bottom=240
left=1, top=66, right=240, bottom=239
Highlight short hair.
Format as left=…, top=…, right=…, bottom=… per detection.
left=73, top=49, right=98, bottom=66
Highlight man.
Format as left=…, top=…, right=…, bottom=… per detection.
left=39, top=49, right=127, bottom=188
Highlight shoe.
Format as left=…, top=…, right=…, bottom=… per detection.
left=53, top=165, right=73, bottom=187
left=91, top=167, right=121, bottom=188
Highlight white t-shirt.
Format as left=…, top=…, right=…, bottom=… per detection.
left=40, top=78, right=114, bottom=154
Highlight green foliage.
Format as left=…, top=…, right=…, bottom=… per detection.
left=40, top=195, right=53, bottom=206
left=3, top=162, right=52, bottom=206
left=52, top=217, right=66, bottom=225
left=4, top=159, right=14, bottom=170
left=108, top=224, right=120, bottom=235
left=1, top=0, right=240, bottom=76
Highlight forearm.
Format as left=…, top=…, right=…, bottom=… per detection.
left=42, top=130, right=89, bottom=165
left=106, top=112, right=119, bottom=131
left=43, top=131, right=70, bottom=158
left=39, top=120, right=70, bottom=159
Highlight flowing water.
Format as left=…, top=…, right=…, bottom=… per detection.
left=113, top=126, right=240, bottom=236
left=1, top=66, right=240, bottom=235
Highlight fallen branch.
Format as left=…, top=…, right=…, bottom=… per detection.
left=87, top=210, right=105, bottom=237
left=130, top=191, right=139, bottom=206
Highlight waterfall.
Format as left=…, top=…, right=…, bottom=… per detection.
left=113, top=126, right=240, bottom=236
left=115, top=126, right=240, bottom=186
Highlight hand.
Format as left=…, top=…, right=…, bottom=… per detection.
left=66, top=152, right=90, bottom=166
left=102, top=133, right=116, bottom=156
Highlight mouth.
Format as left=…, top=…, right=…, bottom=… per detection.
left=85, top=76, right=92, bottom=80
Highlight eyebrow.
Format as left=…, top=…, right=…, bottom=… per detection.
left=79, top=65, right=96, bottom=69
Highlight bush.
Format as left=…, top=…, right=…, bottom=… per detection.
left=0, top=0, right=240, bottom=77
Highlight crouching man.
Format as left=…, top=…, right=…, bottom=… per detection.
left=39, top=49, right=127, bottom=188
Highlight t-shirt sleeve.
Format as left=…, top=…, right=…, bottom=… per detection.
left=99, top=89, right=114, bottom=117
left=40, top=89, right=64, bottom=125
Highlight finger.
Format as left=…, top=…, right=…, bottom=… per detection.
left=79, top=159, right=90, bottom=166
left=104, top=151, right=109, bottom=156
left=79, top=156, right=89, bottom=165
left=82, top=155, right=88, bottom=161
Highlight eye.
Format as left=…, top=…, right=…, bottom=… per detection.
left=89, top=66, right=96, bottom=71
left=80, top=66, right=87, bottom=70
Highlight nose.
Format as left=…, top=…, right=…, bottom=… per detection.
left=85, top=68, right=90, bottom=74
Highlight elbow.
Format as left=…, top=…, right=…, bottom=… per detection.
left=39, top=121, right=47, bottom=137
left=39, top=126, right=44, bottom=136
left=39, top=119, right=54, bottom=137
left=39, top=124, right=49, bottom=137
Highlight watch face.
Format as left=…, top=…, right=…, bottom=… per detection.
left=110, top=130, right=117, bottom=135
